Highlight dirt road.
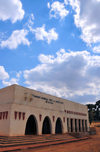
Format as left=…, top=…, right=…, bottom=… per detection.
left=21, top=127, right=100, bottom=152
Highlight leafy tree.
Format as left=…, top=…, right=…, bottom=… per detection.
left=87, top=104, right=95, bottom=124
left=87, top=101, right=100, bottom=123
left=95, top=100, right=100, bottom=120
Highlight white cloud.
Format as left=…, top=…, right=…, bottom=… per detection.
left=69, top=0, right=100, bottom=44
left=0, top=0, right=25, bottom=23
left=26, top=13, right=34, bottom=32
left=47, top=2, right=50, bottom=9
left=0, top=29, right=30, bottom=49
left=16, top=71, right=22, bottom=78
left=23, top=49, right=100, bottom=103
left=2, top=78, right=18, bottom=86
left=64, top=0, right=68, bottom=5
left=0, top=66, right=20, bottom=86
left=39, top=54, right=55, bottom=64
left=93, top=46, right=100, bottom=53
left=33, top=25, right=58, bottom=44
left=1, top=70, right=22, bottom=86
left=0, top=66, right=9, bottom=80
left=24, top=16, right=58, bottom=44
left=0, top=32, right=7, bottom=43
left=48, top=1, right=69, bottom=19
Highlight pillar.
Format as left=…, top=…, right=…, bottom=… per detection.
left=85, top=120, right=87, bottom=132
left=83, top=120, right=85, bottom=132
left=73, top=119, right=75, bottom=132
left=77, top=119, right=79, bottom=132
left=80, top=119, right=82, bottom=132
left=70, top=118, right=74, bottom=132
left=67, top=118, right=69, bottom=133
left=78, top=119, right=81, bottom=132
left=69, top=118, right=71, bottom=133
left=75, top=119, right=77, bottom=132
left=52, top=116, right=55, bottom=134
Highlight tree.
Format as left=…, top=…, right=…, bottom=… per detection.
left=87, top=101, right=100, bottom=123
left=87, top=104, right=95, bottom=124
left=95, top=100, right=100, bottom=120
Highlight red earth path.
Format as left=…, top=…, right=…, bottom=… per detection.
left=21, top=127, right=100, bottom=152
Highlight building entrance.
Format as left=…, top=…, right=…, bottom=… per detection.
left=42, top=116, right=51, bottom=134
left=25, top=115, right=37, bottom=135
left=55, top=118, right=62, bottom=134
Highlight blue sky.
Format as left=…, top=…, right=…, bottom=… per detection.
left=0, top=0, right=100, bottom=104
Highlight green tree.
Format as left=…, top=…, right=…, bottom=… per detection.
left=95, top=100, right=100, bottom=120
left=87, top=104, right=95, bottom=124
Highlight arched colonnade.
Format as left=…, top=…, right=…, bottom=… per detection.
left=25, top=114, right=88, bottom=135
left=25, top=115, right=63, bottom=135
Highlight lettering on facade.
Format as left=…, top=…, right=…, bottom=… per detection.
left=31, top=94, right=63, bottom=104
left=65, top=110, right=87, bottom=116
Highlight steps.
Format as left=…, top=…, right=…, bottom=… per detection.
left=0, top=134, right=88, bottom=152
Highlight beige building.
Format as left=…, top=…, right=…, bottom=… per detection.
left=0, top=84, right=89, bottom=136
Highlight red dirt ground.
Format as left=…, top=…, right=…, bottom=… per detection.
left=21, top=127, right=100, bottom=152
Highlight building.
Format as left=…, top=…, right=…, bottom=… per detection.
left=0, top=84, right=89, bottom=136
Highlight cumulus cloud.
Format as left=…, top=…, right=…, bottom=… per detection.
left=0, top=66, right=20, bottom=86
left=33, top=25, right=58, bottom=44
left=93, top=46, right=100, bottom=53
left=48, top=1, right=69, bottom=19
left=64, top=0, right=68, bottom=5
left=69, top=0, right=100, bottom=44
left=0, top=0, right=24, bottom=23
left=0, top=66, right=9, bottom=80
left=23, top=49, right=100, bottom=103
left=0, top=29, right=30, bottom=49
left=2, top=78, right=18, bottom=86
left=1, top=70, right=22, bottom=86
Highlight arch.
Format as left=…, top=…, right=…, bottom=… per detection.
left=55, top=117, right=63, bottom=134
left=25, top=115, right=38, bottom=135
left=42, top=116, right=52, bottom=134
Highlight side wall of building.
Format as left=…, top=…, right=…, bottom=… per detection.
left=0, top=85, right=89, bottom=136
left=0, top=104, right=11, bottom=136
left=9, top=103, right=66, bottom=136
left=9, top=103, right=89, bottom=136
left=0, top=85, right=14, bottom=104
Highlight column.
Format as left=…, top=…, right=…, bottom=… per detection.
left=73, top=119, right=75, bottom=132
left=67, top=118, right=69, bottom=132
left=79, top=119, right=81, bottom=132
left=80, top=119, right=82, bottom=132
left=85, top=120, right=87, bottom=132
left=52, top=116, right=55, bottom=134
left=70, top=119, right=73, bottom=132
left=83, top=120, right=85, bottom=132
left=75, top=119, right=77, bottom=132
left=69, top=118, right=71, bottom=133
left=77, top=119, right=79, bottom=132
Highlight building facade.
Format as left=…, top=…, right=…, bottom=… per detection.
left=0, top=84, right=89, bottom=136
